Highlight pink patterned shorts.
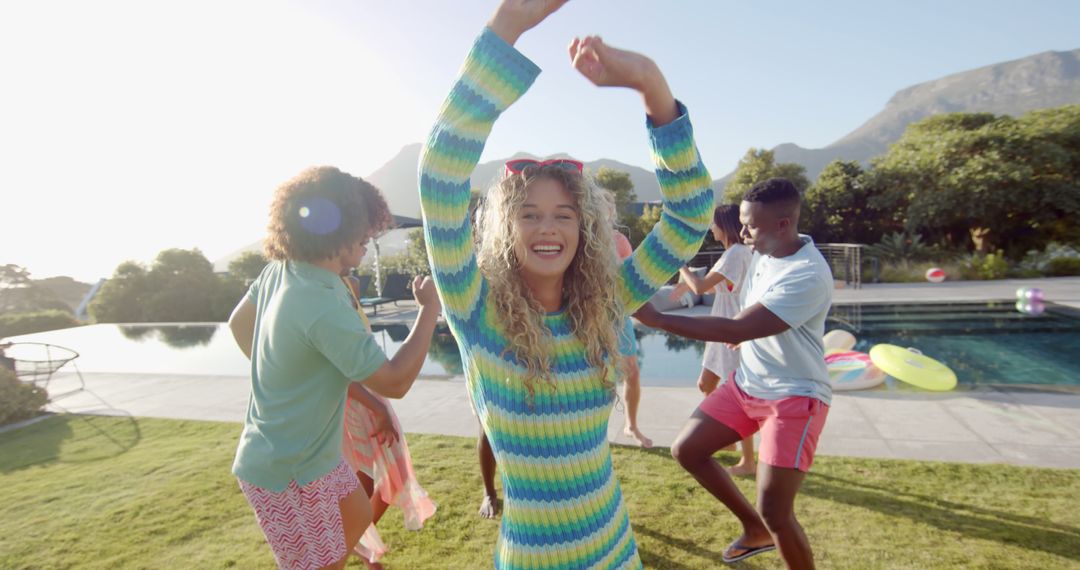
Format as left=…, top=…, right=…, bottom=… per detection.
left=238, top=460, right=360, bottom=570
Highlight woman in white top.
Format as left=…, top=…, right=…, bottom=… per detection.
left=671, top=204, right=756, bottom=475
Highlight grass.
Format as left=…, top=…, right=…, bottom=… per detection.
left=2, top=415, right=1079, bottom=569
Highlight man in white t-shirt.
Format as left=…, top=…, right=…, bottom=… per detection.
left=635, top=178, right=832, bottom=568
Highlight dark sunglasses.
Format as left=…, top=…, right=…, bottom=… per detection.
left=504, top=158, right=584, bottom=176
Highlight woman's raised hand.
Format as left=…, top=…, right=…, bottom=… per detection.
left=489, top=0, right=569, bottom=45
left=569, top=36, right=677, bottom=125
left=569, top=36, right=656, bottom=90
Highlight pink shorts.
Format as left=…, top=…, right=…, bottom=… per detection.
left=238, top=459, right=360, bottom=570
left=700, top=377, right=829, bottom=472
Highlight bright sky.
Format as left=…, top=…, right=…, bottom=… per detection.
left=3, top=0, right=1078, bottom=282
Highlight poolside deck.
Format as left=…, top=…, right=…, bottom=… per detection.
left=9, top=276, right=1079, bottom=469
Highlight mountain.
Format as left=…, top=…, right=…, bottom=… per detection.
left=715, top=48, right=1080, bottom=190
left=364, top=144, right=665, bottom=219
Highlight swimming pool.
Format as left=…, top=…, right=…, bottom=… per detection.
left=8, top=301, right=1078, bottom=388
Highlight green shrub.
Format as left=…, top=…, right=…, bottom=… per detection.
left=867, top=232, right=934, bottom=262
left=1047, top=257, right=1080, bottom=276
left=0, top=310, right=80, bottom=338
left=0, top=367, right=48, bottom=425
left=1018, top=242, right=1080, bottom=274
left=958, top=250, right=1010, bottom=280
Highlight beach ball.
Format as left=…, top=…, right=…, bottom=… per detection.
left=823, top=329, right=857, bottom=351
left=1016, top=299, right=1046, bottom=316
left=925, top=267, right=946, bottom=283
left=1024, top=287, right=1044, bottom=302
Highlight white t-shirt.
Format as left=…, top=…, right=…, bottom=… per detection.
left=702, top=244, right=752, bottom=377
left=735, top=235, right=833, bottom=404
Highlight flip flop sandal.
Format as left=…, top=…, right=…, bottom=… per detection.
left=721, top=541, right=777, bottom=564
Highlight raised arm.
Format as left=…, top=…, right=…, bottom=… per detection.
left=673, top=266, right=733, bottom=298
left=418, top=1, right=564, bottom=328
left=360, top=277, right=441, bottom=399
left=571, top=37, right=713, bottom=313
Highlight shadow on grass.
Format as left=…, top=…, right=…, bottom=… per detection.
left=635, top=525, right=727, bottom=569
left=0, top=391, right=141, bottom=473
left=804, top=472, right=1080, bottom=561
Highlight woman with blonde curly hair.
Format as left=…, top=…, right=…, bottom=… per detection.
left=418, top=2, right=712, bottom=567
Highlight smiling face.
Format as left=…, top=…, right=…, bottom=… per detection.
left=739, top=200, right=791, bottom=256
left=512, top=177, right=581, bottom=287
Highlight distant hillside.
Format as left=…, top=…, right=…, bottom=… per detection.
left=365, top=144, right=664, bottom=218
left=714, top=48, right=1080, bottom=191
left=32, top=276, right=91, bottom=311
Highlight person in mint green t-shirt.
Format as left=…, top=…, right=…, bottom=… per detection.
left=226, top=166, right=441, bottom=570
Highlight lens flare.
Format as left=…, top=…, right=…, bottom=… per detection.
left=296, top=198, right=341, bottom=235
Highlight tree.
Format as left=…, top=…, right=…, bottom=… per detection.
left=143, top=248, right=223, bottom=322
left=0, top=264, right=70, bottom=314
left=375, top=229, right=431, bottom=278
left=89, top=261, right=151, bottom=323
left=723, top=148, right=809, bottom=203
left=594, top=167, right=644, bottom=243
left=871, top=107, right=1080, bottom=253
left=0, top=264, right=31, bottom=289
left=227, top=251, right=268, bottom=282
left=634, top=204, right=664, bottom=247
left=802, top=160, right=886, bottom=244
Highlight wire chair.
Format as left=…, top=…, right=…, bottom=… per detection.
left=3, top=342, right=86, bottom=399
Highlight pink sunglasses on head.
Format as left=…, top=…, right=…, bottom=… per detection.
left=504, top=158, right=584, bottom=176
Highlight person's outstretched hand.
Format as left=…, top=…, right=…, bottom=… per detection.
left=489, top=0, right=569, bottom=45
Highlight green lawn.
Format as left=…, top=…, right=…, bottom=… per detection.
left=2, top=415, right=1079, bottom=569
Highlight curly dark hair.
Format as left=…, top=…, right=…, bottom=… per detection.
left=264, top=166, right=393, bottom=262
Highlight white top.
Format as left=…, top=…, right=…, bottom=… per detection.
left=735, top=235, right=834, bottom=404
left=701, top=244, right=752, bottom=377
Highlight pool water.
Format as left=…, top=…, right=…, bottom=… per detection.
left=630, top=301, right=1080, bottom=387
left=8, top=302, right=1079, bottom=388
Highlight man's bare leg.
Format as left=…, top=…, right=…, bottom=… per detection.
left=322, top=487, right=373, bottom=570
left=671, top=410, right=772, bottom=561
left=757, top=464, right=814, bottom=569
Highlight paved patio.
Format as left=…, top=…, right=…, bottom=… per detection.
left=7, top=277, right=1079, bottom=469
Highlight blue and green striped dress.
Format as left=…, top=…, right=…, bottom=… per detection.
left=419, top=28, right=713, bottom=570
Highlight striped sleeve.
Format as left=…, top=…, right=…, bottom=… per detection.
left=418, top=28, right=541, bottom=329
left=619, top=103, right=713, bottom=313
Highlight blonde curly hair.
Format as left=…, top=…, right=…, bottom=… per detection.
left=476, top=165, right=624, bottom=400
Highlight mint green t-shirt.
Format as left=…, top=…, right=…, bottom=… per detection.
left=232, top=260, right=387, bottom=491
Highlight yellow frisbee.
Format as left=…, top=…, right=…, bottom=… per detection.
left=869, top=344, right=957, bottom=391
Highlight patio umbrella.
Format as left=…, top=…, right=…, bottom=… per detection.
left=371, top=214, right=423, bottom=296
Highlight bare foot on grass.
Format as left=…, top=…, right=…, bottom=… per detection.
left=726, top=461, right=757, bottom=477
left=478, top=495, right=502, bottom=519
left=624, top=426, right=653, bottom=448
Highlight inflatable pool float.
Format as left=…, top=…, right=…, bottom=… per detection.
left=823, top=329, right=856, bottom=352
left=869, top=344, right=957, bottom=391
left=825, top=350, right=885, bottom=391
